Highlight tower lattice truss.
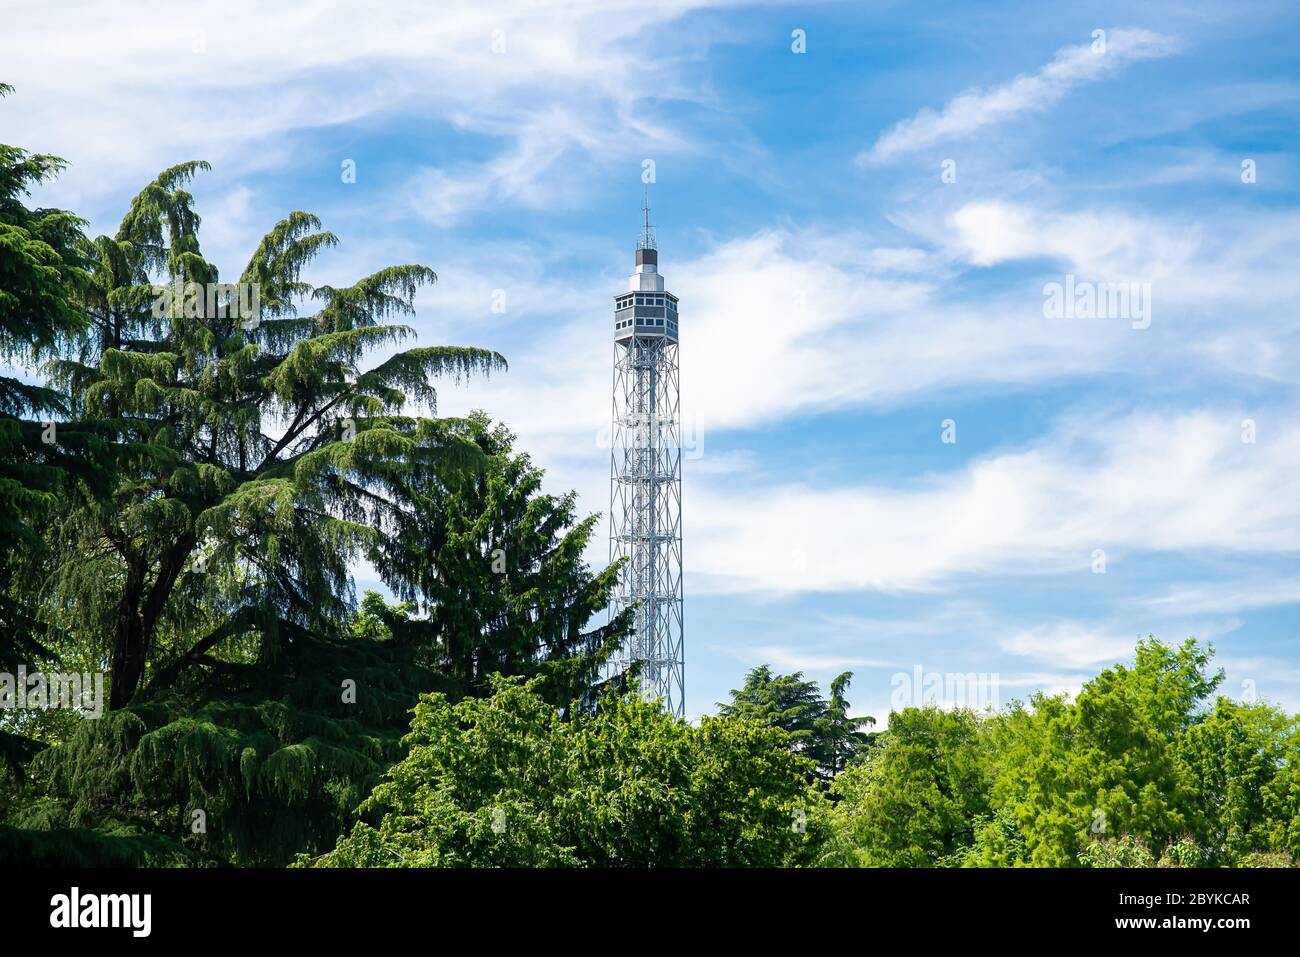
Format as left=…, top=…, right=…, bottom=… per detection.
left=608, top=222, right=684, bottom=716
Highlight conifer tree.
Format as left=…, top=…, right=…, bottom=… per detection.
left=0, top=82, right=112, bottom=781
left=720, top=666, right=875, bottom=779
left=12, top=595, right=450, bottom=866
left=370, top=411, right=630, bottom=707
left=719, top=665, right=827, bottom=744
left=5, top=154, right=636, bottom=859
left=43, top=161, right=504, bottom=709
left=811, top=672, right=876, bottom=778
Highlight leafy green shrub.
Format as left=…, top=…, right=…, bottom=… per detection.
left=310, top=675, right=823, bottom=867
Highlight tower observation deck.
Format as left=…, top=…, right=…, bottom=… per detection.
left=608, top=199, right=684, bottom=716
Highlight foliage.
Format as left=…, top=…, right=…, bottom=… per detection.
left=720, top=665, right=874, bottom=779
left=939, top=809, right=1031, bottom=868
left=821, top=637, right=1300, bottom=868
left=1077, top=835, right=1158, bottom=868
left=1234, top=850, right=1295, bottom=868
left=1176, top=696, right=1295, bottom=861
left=1076, top=835, right=1207, bottom=868
left=816, top=706, right=991, bottom=867
left=368, top=412, right=630, bottom=708
left=720, top=665, right=824, bottom=742
left=1259, top=731, right=1300, bottom=858
left=991, top=638, right=1218, bottom=866
left=0, top=822, right=191, bottom=867
left=812, top=671, right=877, bottom=777
left=13, top=607, right=450, bottom=866
left=41, top=159, right=503, bottom=710
left=312, top=675, right=822, bottom=867
left=0, top=86, right=113, bottom=785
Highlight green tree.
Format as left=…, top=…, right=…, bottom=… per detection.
left=14, top=405, right=635, bottom=865
left=721, top=666, right=874, bottom=779
left=0, top=84, right=93, bottom=560
left=818, top=706, right=991, bottom=867
left=10, top=595, right=449, bottom=866
left=993, top=638, right=1220, bottom=866
left=811, top=671, right=876, bottom=777
left=1176, top=696, right=1295, bottom=862
left=42, top=161, right=503, bottom=709
left=369, top=412, right=630, bottom=707
left=720, top=666, right=824, bottom=738
left=0, top=83, right=112, bottom=786
left=940, top=809, right=1031, bottom=868
left=314, top=674, right=821, bottom=867
left=1257, top=714, right=1300, bottom=860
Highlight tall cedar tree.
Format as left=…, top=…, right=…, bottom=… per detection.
left=43, top=161, right=503, bottom=709
left=720, top=665, right=874, bottom=779
left=812, top=671, right=877, bottom=778
left=4, top=156, right=634, bottom=862
left=11, top=418, right=632, bottom=866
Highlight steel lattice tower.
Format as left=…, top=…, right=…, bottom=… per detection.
left=608, top=199, right=684, bottom=716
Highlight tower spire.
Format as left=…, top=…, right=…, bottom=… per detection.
left=639, top=190, right=656, bottom=251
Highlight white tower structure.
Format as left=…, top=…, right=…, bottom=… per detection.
left=608, top=198, right=684, bottom=716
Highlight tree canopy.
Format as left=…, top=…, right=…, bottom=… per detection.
left=818, top=637, right=1300, bottom=868
left=312, top=674, right=821, bottom=868
left=720, top=665, right=875, bottom=779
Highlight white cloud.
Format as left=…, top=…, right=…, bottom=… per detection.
left=429, top=187, right=1300, bottom=478
left=0, top=0, right=732, bottom=221
left=687, top=406, right=1300, bottom=595
left=866, top=28, right=1183, bottom=162
left=1143, top=579, right=1300, bottom=617
left=418, top=191, right=1300, bottom=599
left=939, top=199, right=1200, bottom=275
left=1000, top=622, right=1140, bottom=668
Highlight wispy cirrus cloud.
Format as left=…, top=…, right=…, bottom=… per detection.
left=688, top=406, right=1300, bottom=595
left=1000, top=622, right=1147, bottom=668
left=0, top=0, right=732, bottom=224
left=1142, top=579, right=1300, bottom=617
left=865, top=28, right=1183, bottom=163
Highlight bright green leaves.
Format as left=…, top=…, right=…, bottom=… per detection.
left=315, top=675, right=820, bottom=868
left=1176, top=697, right=1298, bottom=859
left=991, top=638, right=1220, bottom=865
left=819, top=706, right=991, bottom=867
left=819, top=637, right=1300, bottom=868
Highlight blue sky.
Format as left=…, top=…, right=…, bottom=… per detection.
left=4, top=0, right=1299, bottom=721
